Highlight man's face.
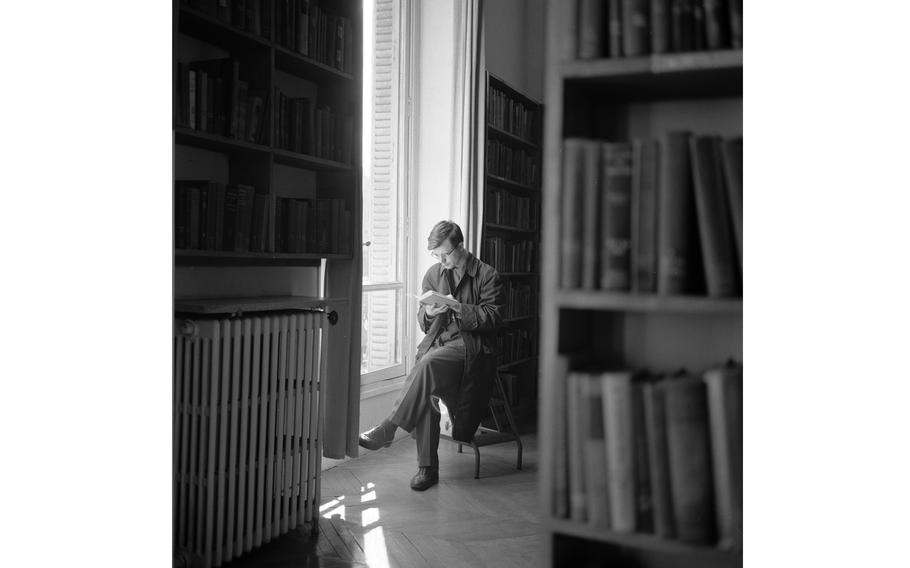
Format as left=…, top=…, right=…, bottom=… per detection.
left=430, top=239, right=460, bottom=270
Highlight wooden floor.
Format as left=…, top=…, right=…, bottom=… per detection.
left=228, top=433, right=542, bottom=568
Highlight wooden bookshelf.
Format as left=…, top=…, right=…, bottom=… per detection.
left=540, top=2, right=743, bottom=567
left=486, top=173, right=537, bottom=193
left=172, top=2, right=363, bottom=565
left=480, top=73, right=543, bottom=425
left=557, top=291, right=742, bottom=314
left=173, top=0, right=361, bottom=264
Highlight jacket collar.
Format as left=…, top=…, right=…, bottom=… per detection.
left=459, top=251, right=480, bottom=278
left=443, top=250, right=480, bottom=280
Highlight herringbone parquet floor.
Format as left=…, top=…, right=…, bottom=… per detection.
left=228, top=433, right=542, bottom=568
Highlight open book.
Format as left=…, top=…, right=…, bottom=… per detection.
left=416, top=290, right=459, bottom=308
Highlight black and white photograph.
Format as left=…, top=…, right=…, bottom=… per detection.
left=5, top=1, right=910, bottom=567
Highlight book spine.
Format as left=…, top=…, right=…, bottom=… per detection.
left=662, top=375, right=716, bottom=545
left=729, top=0, right=742, bottom=48
left=689, top=135, right=738, bottom=297
left=197, top=70, right=208, bottom=132
left=622, top=0, right=650, bottom=56
left=267, top=194, right=276, bottom=252
left=335, top=16, right=344, bottom=70
left=343, top=18, right=353, bottom=74
left=302, top=0, right=311, bottom=55
left=600, top=143, right=633, bottom=291
left=643, top=381, right=676, bottom=538
left=229, top=59, right=241, bottom=139
left=702, top=0, right=725, bottom=49
left=657, top=131, right=696, bottom=295
left=205, top=181, right=218, bottom=250
left=188, top=70, right=197, bottom=130
left=581, top=374, right=611, bottom=528
left=175, top=183, right=187, bottom=249
left=577, top=0, right=604, bottom=60
left=566, top=373, right=588, bottom=522
left=602, top=371, right=635, bottom=532
left=302, top=0, right=310, bottom=55
left=632, top=139, right=659, bottom=293
left=650, top=0, right=669, bottom=53
left=720, top=137, right=743, bottom=274
left=581, top=140, right=601, bottom=290
left=692, top=0, right=706, bottom=50
left=632, top=379, right=653, bottom=532
left=188, top=186, right=201, bottom=249
left=223, top=186, right=238, bottom=251
left=704, top=361, right=743, bottom=551
left=560, top=139, right=586, bottom=289
left=214, top=183, right=225, bottom=251
left=608, top=0, right=623, bottom=57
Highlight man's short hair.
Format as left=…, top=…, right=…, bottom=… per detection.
left=427, top=220, right=464, bottom=250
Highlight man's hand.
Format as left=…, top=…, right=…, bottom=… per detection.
left=425, top=303, right=448, bottom=317
left=425, top=294, right=460, bottom=317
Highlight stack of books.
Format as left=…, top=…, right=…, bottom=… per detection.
left=560, top=133, right=742, bottom=298
left=175, top=180, right=351, bottom=255
left=555, top=359, right=742, bottom=551
left=572, top=0, right=743, bottom=59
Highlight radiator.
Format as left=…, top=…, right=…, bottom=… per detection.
left=173, top=312, right=326, bottom=568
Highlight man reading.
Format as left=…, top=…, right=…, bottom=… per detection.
left=358, top=220, right=504, bottom=490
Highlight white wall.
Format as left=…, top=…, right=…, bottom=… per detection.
left=484, top=0, right=545, bottom=102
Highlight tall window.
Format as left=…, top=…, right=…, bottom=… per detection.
left=361, top=0, right=412, bottom=384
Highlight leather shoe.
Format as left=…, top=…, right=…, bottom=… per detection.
left=410, top=467, right=439, bottom=491
left=358, top=420, right=397, bottom=451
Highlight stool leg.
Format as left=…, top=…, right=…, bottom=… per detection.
left=495, top=373, right=524, bottom=471
left=457, top=443, right=463, bottom=453
left=471, top=442, right=480, bottom=479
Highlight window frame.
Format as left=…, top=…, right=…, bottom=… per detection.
left=360, top=0, right=418, bottom=389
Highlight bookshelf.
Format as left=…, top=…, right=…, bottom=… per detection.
left=540, top=1, right=742, bottom=567
left=172, top=0, right=363, bottom=564
left=174, top=0, right=361, bottom=267
left=480, top=73, right=543, bottom=425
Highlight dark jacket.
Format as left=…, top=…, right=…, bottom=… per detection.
left=416, top=252, right=504, bottom=442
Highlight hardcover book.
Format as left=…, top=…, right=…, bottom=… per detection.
left=690, top=135, right=738, bottom=297
left=704, top=360, right=743, bottom=550
left=661, top=370, right=716, bottom=545
left=600, top=142, right=633, bottom=291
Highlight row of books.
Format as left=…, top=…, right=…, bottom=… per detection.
left=274, top=0, right=355, bottom=74
left=497, top=327, right=536, bottom=366
left=487, top=86, right=539, bottom=141
left=486, top=139, right=540, bottom=187
left=560, top=133, right=742, bottom=298
left=557, top=360, right=742, bottom=550
left=274, top=89, right=355, bottom=164
left=482, top=237, right=538, bottom=274
left=502, top=282, right=537, bottom=320
left=573, top=0, right=743, bottom=59
left=175, top=59, right=268, bottom=144
left=486, top=189, right=538, bottom=231
left=181, top=0, right=272, bottom=40
left=174, top=180, right=351, bottom=254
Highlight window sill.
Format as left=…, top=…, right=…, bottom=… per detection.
left=360, top=374, right=408, bottom=400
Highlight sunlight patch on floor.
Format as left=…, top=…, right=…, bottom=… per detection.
left=362, top=506, right=380, bottom=528
left=364, top=526, right=391, bottom=568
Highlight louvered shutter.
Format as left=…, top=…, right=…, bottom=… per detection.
left=364, top=0, right=401, bottom=371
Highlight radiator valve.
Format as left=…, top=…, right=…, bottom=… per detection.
left=179, top=320, right=198, bottom=338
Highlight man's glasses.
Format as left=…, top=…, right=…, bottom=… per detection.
left=430, top=244, right=457, bottom=261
